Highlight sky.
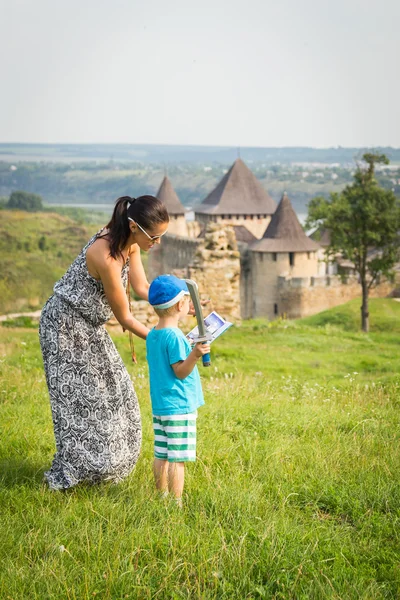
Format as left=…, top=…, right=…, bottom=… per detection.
left=1, top=0, right=399, bottom=148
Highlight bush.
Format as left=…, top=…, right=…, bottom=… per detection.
left=7, top=191, right=43, bottom=212
left=38, top=236, right=47, bottom=251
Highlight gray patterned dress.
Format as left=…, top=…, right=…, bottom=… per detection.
left=39, top=231, right=142, bottom=490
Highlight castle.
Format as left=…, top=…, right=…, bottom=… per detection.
left=148, top=160, right=396, bottom=321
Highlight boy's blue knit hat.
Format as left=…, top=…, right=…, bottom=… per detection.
left=149, top=274, right=190, bottom=309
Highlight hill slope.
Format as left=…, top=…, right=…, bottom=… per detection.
left=298, top=297, right=400, bottom=334
left=0, top=210, right=103, bottom=313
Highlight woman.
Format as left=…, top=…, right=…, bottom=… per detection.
left=39, top=195, right=169, bottom=490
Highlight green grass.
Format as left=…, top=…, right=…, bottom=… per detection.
left=1, top=300, right=400, bottom=598
left=211, top=299, right=400, bottom=386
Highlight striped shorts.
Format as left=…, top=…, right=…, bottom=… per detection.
left=153, top=412, right=197, bottom=463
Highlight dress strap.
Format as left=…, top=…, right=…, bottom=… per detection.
left=124, top=259, right=137, bottom=364
left=126, top=270, right=137, bottom=365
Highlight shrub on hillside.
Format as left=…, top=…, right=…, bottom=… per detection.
left=7, top=191, right=43, bottom=212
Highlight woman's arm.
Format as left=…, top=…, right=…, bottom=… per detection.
left=97, top=254, right=150, bottom=339
left=128, top=245, right=150, bottom=301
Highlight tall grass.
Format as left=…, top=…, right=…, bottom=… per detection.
left=1, top=301, right=400, bottom=598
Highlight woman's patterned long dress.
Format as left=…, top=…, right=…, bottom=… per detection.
left=39, top=232, right=142, bottom=490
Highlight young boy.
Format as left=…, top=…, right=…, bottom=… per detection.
left=146, top=274, right=210, bottom=506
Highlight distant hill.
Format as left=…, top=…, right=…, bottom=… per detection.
left=1, top=143, right=400, bottom=165
left=1, top=144, right=399, bottom=217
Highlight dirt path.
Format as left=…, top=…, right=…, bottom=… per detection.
left=0, top=310, right=42, bottom=322
left=1, top=298, right=399, bottom=321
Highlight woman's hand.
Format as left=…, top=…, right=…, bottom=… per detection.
left=188, top=298, right=210, bottom=316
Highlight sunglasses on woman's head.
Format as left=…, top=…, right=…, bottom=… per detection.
left=128, top=218, right=168, bottom=241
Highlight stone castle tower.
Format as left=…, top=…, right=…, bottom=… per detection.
left=194, top=158, right=276, bottom=239
left=156, top=175, right=188, bottom=236
left=243, top=192, right=319, bottom=319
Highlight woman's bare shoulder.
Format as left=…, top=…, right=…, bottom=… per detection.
left=87, top=235, right=110, bottom=259
left=86, top=234, right=122, bottom=278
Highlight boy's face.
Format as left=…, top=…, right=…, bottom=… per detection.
left=178, top=294, right=190, bottom=319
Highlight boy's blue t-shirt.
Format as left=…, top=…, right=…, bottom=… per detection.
left=146, top=327, right=205, bottom=416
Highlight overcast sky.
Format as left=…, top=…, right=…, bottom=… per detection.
left=1, top=0, right=399, bottom=148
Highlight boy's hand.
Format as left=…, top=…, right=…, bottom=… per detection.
left=193, top=342, right=211, bottom=359
left=173, top=342, right=212, bottom=379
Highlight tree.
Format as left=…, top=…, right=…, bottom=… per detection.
left=7, top=190, right=43, bottom=212
left=306, top=153, right=400, bottom=332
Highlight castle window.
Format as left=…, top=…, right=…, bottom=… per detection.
left=289, top=252, right=295, bottom=266
left=228, top=215, right=232, bottom=219
left=274, top=303, right=278, bottom=315
left=307, top=252, right=310, bottom=259
left=272, top=253, right=277, bottom=262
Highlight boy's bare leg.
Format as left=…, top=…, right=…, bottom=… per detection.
left=153, top=458, right=169, bottom=492
left=168, top=462, right=185, bottom=498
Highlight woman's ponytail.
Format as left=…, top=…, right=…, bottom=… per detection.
left=104, top=196, right=132, bottom=259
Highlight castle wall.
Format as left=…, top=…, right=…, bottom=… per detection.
left=186, top=220, right=202, bottom=238
left=148, top=234, right=202, bottom=281
left=277, top=275, right=395, bottom=319
left=195, top=213, right=271, bottom=239
left=167, top=215, right=189, bottom=237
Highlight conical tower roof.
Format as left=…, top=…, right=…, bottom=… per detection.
left=251, top=192, right=320, bottom=252
left=195, top=158, right=276, bottom=216
left=156, top=176, right=186, bottom=216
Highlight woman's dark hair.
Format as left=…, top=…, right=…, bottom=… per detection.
left=103, top=195, right=169, bottom=259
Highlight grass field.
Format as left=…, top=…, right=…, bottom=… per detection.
left=1, top=299, right=400, bottom=599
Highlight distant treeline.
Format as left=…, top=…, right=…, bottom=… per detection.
left=1, top=154, right=399, bottom=215
left=1, top=143, right=400, bottom=164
